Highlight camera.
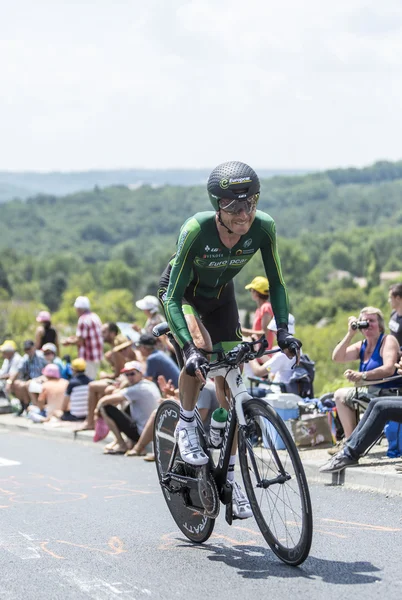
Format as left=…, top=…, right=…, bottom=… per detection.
left=351, top=320, right=369, bottom=330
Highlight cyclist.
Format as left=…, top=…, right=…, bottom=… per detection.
left=158, top=161, right=301, bottom=519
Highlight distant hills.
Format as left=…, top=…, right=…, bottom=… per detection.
left=0, top=168, right=310, bottom=203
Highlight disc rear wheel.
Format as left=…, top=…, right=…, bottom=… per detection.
left=154, top=401, right=215, bottom=543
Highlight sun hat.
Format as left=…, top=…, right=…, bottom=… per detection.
left=268, top=313, right=296, bottom=335
left=36, top=310, right=51, bottom=322
left=74, top=296, right=91, bottom=310
left=42, top=363, right=60, bottom=379
left=113, top=339, right=134, bottom=353
left=135, top=295, right=160, bottom=314
left=120, top=360, right=144, bottom=375
left=245, top=276, right=269, bottom=295
left=42, top=342, right=57, bottom=354
left=71, top=358, right=87, bottom=372
left=0, top=340, right=16, bottom=352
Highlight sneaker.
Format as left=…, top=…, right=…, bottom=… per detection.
left=231, top=481, right=253, bottom=519
left=176, top=425, right=209, bottom=466
left=319, top=450, right=359, bottom=473
left=327, top=439, right=345, bottom=456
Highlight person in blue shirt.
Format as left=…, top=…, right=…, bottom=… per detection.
left=136, top=334, right=180, bottom=388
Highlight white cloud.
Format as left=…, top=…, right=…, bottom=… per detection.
left=0, top=0, right=401, bottom=170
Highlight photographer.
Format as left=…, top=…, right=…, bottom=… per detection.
left=330, top=307, right=400, bottom=448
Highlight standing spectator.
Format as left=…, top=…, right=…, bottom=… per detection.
left=97, top=361, right=160, bottom=455
left=242, top=276, right=274, bottom=350
left=136, top=334, right=180, bottom=387
left=60, top=358, right=92, bottom=422
left=10, top=340, right=47, bottom=414
left=63, top=296, right=103, bottom=380
left=133, top=296, right=164, bottom=335
left=0, top=340, right=22, bottom=400
left=388, top=283, right=402, bottom=348
left=35, top=310, right=59, bottom=354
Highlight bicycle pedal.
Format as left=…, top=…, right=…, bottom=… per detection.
left=219, top=482, right=233, bottom=505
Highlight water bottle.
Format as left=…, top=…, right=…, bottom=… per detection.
left=209, top=407, right=228, bottom=448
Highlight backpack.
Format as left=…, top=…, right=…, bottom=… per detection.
left=288, top=353, right=316, bottom=399
left=384, top=421, right=402, bottom=458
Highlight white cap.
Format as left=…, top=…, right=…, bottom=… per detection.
left=268, top=313, right=296, bottom=335
left=135, top=295, right=159, bottom=314
left=74, top=296, right=91, bottom=310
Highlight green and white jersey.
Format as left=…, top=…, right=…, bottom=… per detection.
left=164, top=210, right=289, bottom=347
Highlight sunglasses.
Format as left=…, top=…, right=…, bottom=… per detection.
left=125, top=371, right=139, bottom=376
left=219, top=194, right=259, bottom=215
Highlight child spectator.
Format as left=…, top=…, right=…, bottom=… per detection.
left=60, top=358, right=92, bottom=422
left=0, top=340, right=22, bottom=400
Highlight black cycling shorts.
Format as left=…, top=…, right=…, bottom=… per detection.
left=158, top=262, right=242, bottom=348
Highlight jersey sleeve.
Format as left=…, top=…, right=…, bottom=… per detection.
left=259, top=216, right=289, bottom=327
left=164, top=217, right=201, bottom=347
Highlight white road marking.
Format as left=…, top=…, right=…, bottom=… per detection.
left=0, top=457, right=21, bottom=467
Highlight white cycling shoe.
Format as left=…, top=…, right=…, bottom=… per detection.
left=175, top=424, right=209, bottom=466
left=231, top=481, right=253, bottom=519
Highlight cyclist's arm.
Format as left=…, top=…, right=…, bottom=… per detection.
left=260, top=219, right=289, bottom=328
left=164, top=217, right=201, bottom=348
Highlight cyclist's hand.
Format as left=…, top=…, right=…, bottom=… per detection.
left=183, top=342, right=209, bottom=383
left=276, top=329, right=302, bottom=363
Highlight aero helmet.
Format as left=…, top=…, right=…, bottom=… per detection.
left=207, top=161, right=260, bottom=211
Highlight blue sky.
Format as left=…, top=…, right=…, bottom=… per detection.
left=1, top=0, right=402, bottom=171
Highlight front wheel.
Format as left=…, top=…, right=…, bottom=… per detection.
left=238, top=399, right=313, bottom=566
left=154, top=400, right=215, bottom=543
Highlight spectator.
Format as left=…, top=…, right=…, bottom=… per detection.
left=42, top=343, right=65, bottom=373
left=242, top=276, right=274, bottom=349
left=60, top=358, right=92, bottom=422
left=63, top=296, right=103, bottom=380
left=330, top=306, right=400, bottom=451
left=126, top=376, right=218, bottom=461
left=101, top=323, right=131, bottom=377
left=133, top=295, right=164, bottom=335
left=10, top=340, right=47, bottom=415
left=0, top=340, right=22, bottom=400
left=136, top=334, right=180, bottom=387
left=77, top=339, right=139, bottom=432
left=27, top=364, right=68, bottom=422
left=248, top=315, right=297, bottom=388
left=35, top=310, right=59, bottom=354
left=98, top=361, right=160, bottom=455
left=388, top=283, right=402, bottom=348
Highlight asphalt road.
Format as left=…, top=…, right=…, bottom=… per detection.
left=0, top=428, right=401, bottom=600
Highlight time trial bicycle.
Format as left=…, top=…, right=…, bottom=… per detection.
left=152, top=323, right=313, bottom=566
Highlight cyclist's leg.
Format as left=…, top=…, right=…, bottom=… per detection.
left=202, top=286, right=252, bottom=518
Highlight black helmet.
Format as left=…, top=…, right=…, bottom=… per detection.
left=207, top=161, right=260, bottom=211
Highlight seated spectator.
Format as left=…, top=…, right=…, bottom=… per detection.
left=242, top=276, right=274, bottom=350
left=97, top=361, right=160, bottom=455
left=247, top=315, right=297, bottom=391
left=329, top=307, right=400, bottom=453
left=320, top=394, right=402, bottom=473
left=0, top=340, right=22, bottom=400
left=59, top=358, right=92, bottom=422
left=135, top=334, right=180, bottom=387
left=76, top=339, right=139, bottom=432
left=27, top=364, right=68, bottom=422
left=35, top=310, right=59, bottom=354
left=10, top=340, right=47, bottom=415
left=102, top=322, right=128, bottom=374
left=28, top=342, right=65, bottom=405
left=126, top=376, right=218, bottom=461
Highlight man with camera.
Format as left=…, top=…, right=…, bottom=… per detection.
left=329, top=306, right=399, bottom=450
